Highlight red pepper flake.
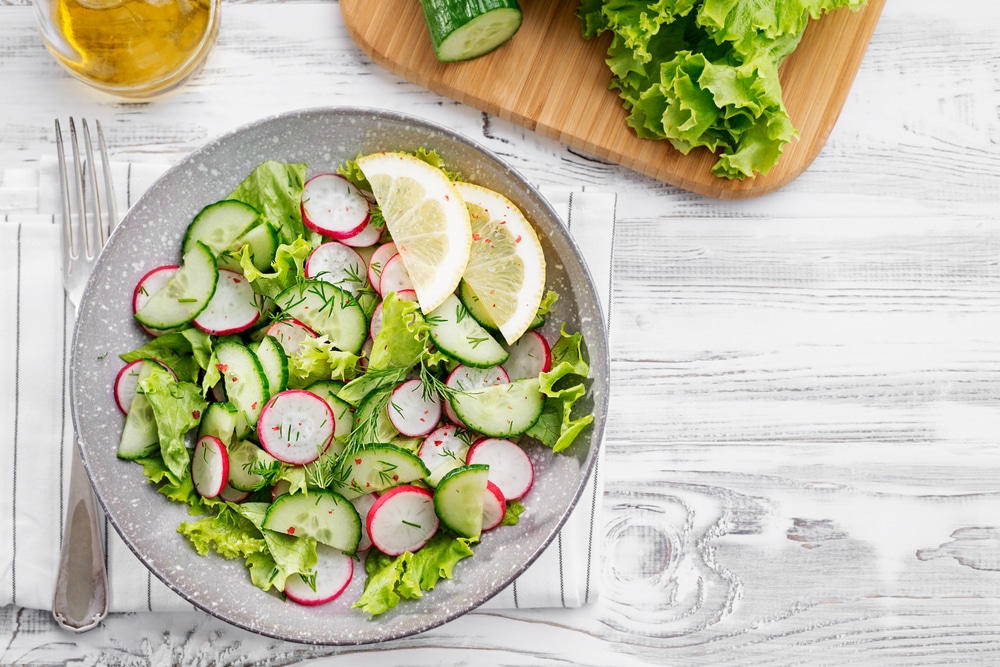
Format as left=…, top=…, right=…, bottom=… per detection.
left=355, top=458, right=362, bottom=465
left=516, top=235, right=522, bottom=243
left=215, top=363, right=228, bottom=372
left=287, top=527, right=296, bottom=535
left=192, top=410, right=201, bottom=419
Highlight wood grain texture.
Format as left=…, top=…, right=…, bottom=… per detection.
left=3, top=0, right=1000, bottom=664
left=339, top=0, right=886, bottom=200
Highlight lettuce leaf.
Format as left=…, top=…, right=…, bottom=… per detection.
left=526, top=326, right=595, bottom=453
left=287, top=336, right=360, bottom=387
left=138, top=367, right=208, bottom=479
left=579, top=0, right=866, bottom=179
left=228, top=161, right=308, bottom=245
left=352, top=533, right=475, bottom=616
left=177, top=504, right=268, bottom=560
left=238, top=237, right=312, bottom=301
left=137, top=455, right=212, bottom=514
left=120, top=328, right=213, bottom=384
left=231, top=502, right=319, bottom=592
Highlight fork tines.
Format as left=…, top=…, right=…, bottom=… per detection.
left=55, top=118, right=119, bottom=264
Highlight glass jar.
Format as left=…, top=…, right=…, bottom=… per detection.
left=32, top=0, right=221, bottom=99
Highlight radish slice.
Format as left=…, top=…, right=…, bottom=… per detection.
left=501, top=330, right=552, bottom=380
left=443, top=364, right=509, bottom=427
left=388, top=378, right=442, bottom=437
left=466, top=437, right=534, bottom=500
left=132, top=265, right=180, bottom=336
left=367, top=241, right=397, bottom=294
left=301, top=173, right=371, bottom=239
left=366, top=485, right=439, bottom=556
left=378, top=253, right=414, bottom=296
left=482, top=481, right=506, bottom=532
left=265, top=318, right=319, bottom=357
left=304, top=241, right=368, bottom=297
left=283, top=544, right=354, bottom=606
left=193, top=269, right=262, bottom=335
left=257, top=389, right=335, bottom=465
left=192, top=435, right=230, bottom=499
left=350, top=493, right=379, bottom=552
left=369, top=288, right=417, bottom=340
left=340, top=217, right=383, bottom=248
left=418, top=424, right=470, bottom=475
left=114, top=359, right=176, bottom=414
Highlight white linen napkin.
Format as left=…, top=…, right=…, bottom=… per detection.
left=0, top=158, right=613, bottom=615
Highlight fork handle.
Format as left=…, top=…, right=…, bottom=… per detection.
left=52, top=443, right=109, bottom=633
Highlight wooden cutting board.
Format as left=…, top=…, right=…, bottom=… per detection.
left=340, top=1, right=885, bottom=199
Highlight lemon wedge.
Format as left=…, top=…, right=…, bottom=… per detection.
left=357, top=152, right=472, bottom=314
left=453, top=182, right=546, bottom=345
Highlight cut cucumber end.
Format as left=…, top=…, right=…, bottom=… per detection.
left=431, top=6, right=523, bottom=62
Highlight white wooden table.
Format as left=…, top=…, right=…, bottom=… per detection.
left=4, top=1, right=1000, bottom=664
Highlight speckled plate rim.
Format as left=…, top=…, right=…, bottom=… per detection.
left=71, top=106, right=609, bottom=645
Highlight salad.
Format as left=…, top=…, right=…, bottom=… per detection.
left=113, top=149, right=594, bottom=615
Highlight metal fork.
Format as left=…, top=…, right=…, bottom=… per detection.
left=51, top=118, right=115, bottom=633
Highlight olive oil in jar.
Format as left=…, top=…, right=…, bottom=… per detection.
left=35, top=0, right=219, bottom=97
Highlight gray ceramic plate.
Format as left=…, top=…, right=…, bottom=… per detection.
left=71, top=107, right=608, bottom=645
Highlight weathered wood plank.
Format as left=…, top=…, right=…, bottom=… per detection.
left=3, top=0, right=1000, bottom=664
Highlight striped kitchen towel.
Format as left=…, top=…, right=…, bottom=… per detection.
left=0, top=158, right=613, bottom=613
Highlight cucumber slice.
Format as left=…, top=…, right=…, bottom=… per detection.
left=197, top=401, right=239, bottom=445
left=449, top=377, right=544, bottom=437
left=306, top=380, right=354, bottom=441
left=263, top=490, right=362, bottom=553
left=274, top=280, right=368, bottom=355
left=222, top=221, right=279, bottom=273
left=134, top=241, right=218, bottom=330
left=214, top=340, right=269, bottom=438
left=419, top=0, right=523, bottom=62
left=227, top=439, right=276, bottom=492
left=434, top=464, right=489, bottom=539
left=354, top=390, right=399, bottom=444
left=458, top=278, right=499, bottom=332
left=117, top=360, right=161, bottom=460
left=255, top=335, right=289, bottom=396
left=182, top=199, right=260, bottom=258
left=334, top=444, right=429, bottom=498
left=427, top=293, right=508, bottom=368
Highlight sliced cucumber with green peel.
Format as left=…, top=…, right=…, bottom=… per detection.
left=434, top=464, right=489, bottom=539
left=117, top=360, right=162, bottom=460
left=262, top=490, right=361, bottom=553
left=427, top=293, right=508, bottom=368
left=419, top=0, right=523, bottom=62
left=449, top=377, right=544, bottom=437
left=255, top=335, right=289, bottom=397
left=306, top=380, right=354, bottom=440
left=334, top=443, right=429, bottom=498
left=182, top=199, right=260, bottom=258
left=227, top=439, right=276, bottom=492
left=221, top=221, right=279, bottom=273
left=274, top=280, right=368, bottom=355
left=354, top=390, right=399, bottom=444
left=458, top=278, right=499, bottom=332
left=197, top=401, right=239, bottom=445
left=214, top=340, right=269, bottom=438
left=134, top=241, right=218, bottom=330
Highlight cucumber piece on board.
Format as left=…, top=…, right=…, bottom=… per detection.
left=418, top=0, right=523, bottom=62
